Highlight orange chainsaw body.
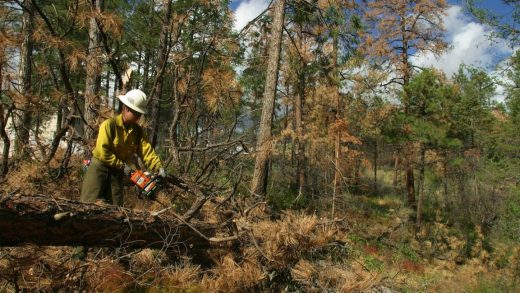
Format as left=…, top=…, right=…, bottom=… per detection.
left=130, top=170, right=158, bottom=197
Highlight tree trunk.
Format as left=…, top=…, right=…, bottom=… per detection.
left=401, top=15, right=415, bottom=206
left=282, top=103, right=288, bottom=161
left=0, top=194, right=221, bottom=249
left=148, top=0, right=173, bottom=147
left=332, top=30, right=341, bottom=217
left=105, top=67, right=110, bottom=101
left=393, top=150, right=399, bottom=192
left=0, top=103, right=9, bottom=177
left=405, top=138, right=415, bottom=206
left=112, top=79, right=118, bottom=112
left=84, top=0, right=104, bottom=143
left=143, top=47, right=151, bottom=90
left=373, top=138, right=378, bottom=194
left=406, top=164, right=415, bottom=205
left=0, top=57, right=9, bottom=176
left=415, top=144, right=425, bottom=233
left=442, top=151, right=450, bottom=215
left=294, top=23, right=305, bottom=197
left=14, top=0, right=34, bottom=160
left=167, top=67, right=182, bottom=169
left=354, top=158, right=361, bottom=188
left=250, top=0, right=286, bottom=197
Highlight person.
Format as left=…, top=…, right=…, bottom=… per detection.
left=80, top=89, right=166, bottom=206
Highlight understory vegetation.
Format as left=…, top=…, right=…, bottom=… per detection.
left=1, top=155, right=519, bottom=292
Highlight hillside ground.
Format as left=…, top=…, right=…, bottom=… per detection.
left=0, top=159, right=519, bottom=292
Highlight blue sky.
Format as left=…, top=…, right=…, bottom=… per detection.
left=450, top=0, right=514, bottom=18
left=230, top=0, right=515, bottom=100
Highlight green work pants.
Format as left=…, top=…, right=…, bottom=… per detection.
left=80, top=157, right=124, bottom=206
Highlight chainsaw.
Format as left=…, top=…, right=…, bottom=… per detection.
left=129, top=170, right=161, bottom=199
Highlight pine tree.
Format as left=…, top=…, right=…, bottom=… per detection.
left=362, top=0, right=448, bottom=205
left=405, top=68, right=456, bottom=229
left=251, top=0, right=286, bottom=197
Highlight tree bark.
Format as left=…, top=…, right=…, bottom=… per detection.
left=442, top=151, right=450, bottom=214
left=332, top=32, right=341, bottom=218
left=373, top=138, right=378, bottom=194
left=0, top=56, right=10, bottom=176
left=167, top=67, right=182, bottom=169
left=401, top=16, right=416, bottom=206
left=84, top=0, right=104, bottom=143
left=0, top=101, right=9, bottom=177
left=294, top=23, right=305, bottom=197
left=148, top=0, right=173, bottom=147
left=0, top=194, right=219, bottom=249
left=14, top=0, right=34, bottom=160
left=415, top=144, right=425, bottom=232
left=406, top=164, right=415, bottom=205
left=250, top=0, right=286, bottom=197
left=393, top=150, right=399, bottom=192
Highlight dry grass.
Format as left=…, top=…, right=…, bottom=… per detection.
left=130, top=248, right=156, bottom=270
left=290, top=259, right=378, bottom=292
left=86, top=259, right=134, bottom=292
left=2, top=154, right=83, bottom=200
left=250, top=212, right=336, bottom=267
left=4, top=162, right=45, bottom=194
left=200, top=254, right=264, bottom=292
left=153, top=262, right=202, bottom=292
left=291, top=259, right=316, bottom=284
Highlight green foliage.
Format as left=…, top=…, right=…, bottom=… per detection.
left=399, top=243, right=420, bottom=263
left=267, top=185, right=310, bottom=211
left=405, top=68, right=461, bottom=149
left=506, top=51, right=520, bottom=125
left=462, top=229, right=479, bottom=258
left=494, top=251, right=511, bottom=270
left=450, top=65, right=495, bottom=147
left=381, top=111, right=410, bottom=145
left=472, top=276, right=519, bottom=293
left=359, top=196, right=399, bottom=217
left=306, top=241, right=351, bottom=264
left=497, top=188, right=520, bottom=242
left=363, top=255, right=384, bottom=272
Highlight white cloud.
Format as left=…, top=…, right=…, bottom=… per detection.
left=412, top=5, right=513, bottom=78
left=232, top=0, right=270, bottom=32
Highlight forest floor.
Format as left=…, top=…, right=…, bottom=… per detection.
left=0, top=160, right=519, bottom=292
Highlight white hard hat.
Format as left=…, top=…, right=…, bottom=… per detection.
left=118, top=89, right=147, bottom=114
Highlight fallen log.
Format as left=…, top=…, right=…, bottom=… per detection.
left=0, top=193, right=227, bottom=249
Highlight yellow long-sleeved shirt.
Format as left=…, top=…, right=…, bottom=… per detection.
left=92, top=114, right=162, bottom=172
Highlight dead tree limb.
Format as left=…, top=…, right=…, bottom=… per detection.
left=161, top=174, right=212, bottom=222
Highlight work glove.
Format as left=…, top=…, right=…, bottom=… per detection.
left=158, top=168, right=166, bottom=178
left=123, top=164, right=132, bottom=176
